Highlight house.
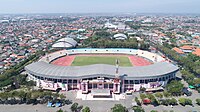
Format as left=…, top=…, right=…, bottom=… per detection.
left=192, top=48, right=200, bottom=56
left=172, top=47, right=185, bottom=55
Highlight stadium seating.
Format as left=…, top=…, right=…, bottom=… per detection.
left=39, top=48, right=165, bottom=65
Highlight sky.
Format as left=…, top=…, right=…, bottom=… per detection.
left=0, top=0, right=199, bottom=14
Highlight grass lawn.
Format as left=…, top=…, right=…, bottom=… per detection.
left=71, top=56, right=132, bottom=66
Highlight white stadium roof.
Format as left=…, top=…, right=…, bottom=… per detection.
left=52, top=38, right=77, bottom=48
left=25, top=61, right=179, bottom=80
left=52, top=42, right=74, bottom=48
left=113, top=33, right=128, bottom=40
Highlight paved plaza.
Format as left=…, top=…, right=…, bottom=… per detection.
left=76, top=90, right=126, bottom=100
left=0, top=91, right=199, bottom=112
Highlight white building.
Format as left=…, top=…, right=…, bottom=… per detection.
left=52, top=38, right=77, bottom=48
left=113, top=33, right=128, bottom=40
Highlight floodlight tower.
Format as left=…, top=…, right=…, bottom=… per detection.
left=45, top=48, right=49, bottom=63
left=115, top=58, right=120, bottom=77
left=113, top=58, right=120, bottom=94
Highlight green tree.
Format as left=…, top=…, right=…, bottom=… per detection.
left=185, top=99, right=193, bottom=106
left=168, top=98, right=178, bottom=106
left=18, top=90, right=26, bottom=102
left=0, top=92, right=9, bottom=100
left=140, top=87, right=146, bottom=92
left=179, top=98, right=186, bottom=106
left=71, top=102, right=83, bottom=112
left=132, top=106, right=145, bottom=112
left=166, top=80, right=183, bottom=96
left=196, top=99, right=200, bottom=105
left=154, top=92, right=163, bottom=99
left=179, top=98, right=193, bottom=106
left=150, top=110, right=158, bottom=112
left=82, top=106, right=91, bottom=112
left=111, top=104, right=128, bottom=112
left=160, top=99, right=170, bottom=106
left=57, top=109, right=64, bottom=112
left=163, top=91, right=171, bottom=98
left=140, top=94, right=147, bottom=100
left=135, top=97, right=141, bottom=106
left=59, top=94, right=66, bottom=100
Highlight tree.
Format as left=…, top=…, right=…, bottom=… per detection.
left=146, top=94, right=155, bottom=100
left=163, top=91, right=171, bottom=98
left=168, top=98, right=178, bottom=106
left=18, top=90, right=26, bottom=102
left=59, top=94, right=66, bottom=100
left=0, top=92, right=9, bottom=100
left=154, top=92, right=163, bottom=99
left=111, top=104, right=128, bottom=112
left=178, top=98, right=193, bottom=106
left=196, top=99, right=200, bottom=105
left=0, top=50, right=44, bottom=88
left=82, top=106, right=91, bottom=112
left=132, top=106, right=145, bottom=112
left=140, top=87, right=146, bottom=93
left=140, top=94, right=147, bottom=100
left=185, top=99, right=192, bottom=106
left=166, top=80, right=183, bottom=96
left=160, top=99, right=169, bottom=106
left=146, top=94, right=159, bottom=106
left=95, top=31, right=111, bottom=38
left=71, top=102, right=83, bottom=112
left=71, top=103, right=78, bottom=112
left=135, top=97, right=141, bottom=106
left=179, top=98, right=186, bottom=106
left=150, top=110, right=158, bottom=112
left=151, top=98, right=159, bottom=106
left=57, top=109, right=64, bottom=112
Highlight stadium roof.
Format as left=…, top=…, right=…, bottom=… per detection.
left=113, top=33, right=127, bottom=40
left=25, top=61, right=179, bottom=80
left=52, top=42, right=74, bottom=48
left=52, top=38, right=77, bottom=48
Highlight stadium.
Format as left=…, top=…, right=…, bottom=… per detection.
left=25, top=48, right=179, bottom=97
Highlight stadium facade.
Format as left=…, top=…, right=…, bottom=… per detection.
left=25, top=48, right=179, bottom=94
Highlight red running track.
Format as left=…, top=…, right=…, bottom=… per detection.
left=51, top=56, right=75, bottom=66
left=129, top=56, right=152, bottom=66
left=51, top=55, right=152, bottom=66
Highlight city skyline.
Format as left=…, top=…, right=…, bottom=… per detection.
left=0, top=0, right=200, bottom=14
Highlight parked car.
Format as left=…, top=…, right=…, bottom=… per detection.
left=182, top=87, right=192, bottom=96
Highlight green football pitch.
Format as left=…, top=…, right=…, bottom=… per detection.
left=71, top=56, right=132, bottom=66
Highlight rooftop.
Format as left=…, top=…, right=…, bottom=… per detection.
left=192, top=48, right=200, bottom=56
left=25, top=61, right=179, bottom=79
left=172, top=47, right=184, bottom=54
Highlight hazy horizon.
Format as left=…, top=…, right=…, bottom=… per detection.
left=0, top=0, right=199, bottom=14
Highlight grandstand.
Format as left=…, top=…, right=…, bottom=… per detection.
left=25, top=48, right=179, bottom=95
